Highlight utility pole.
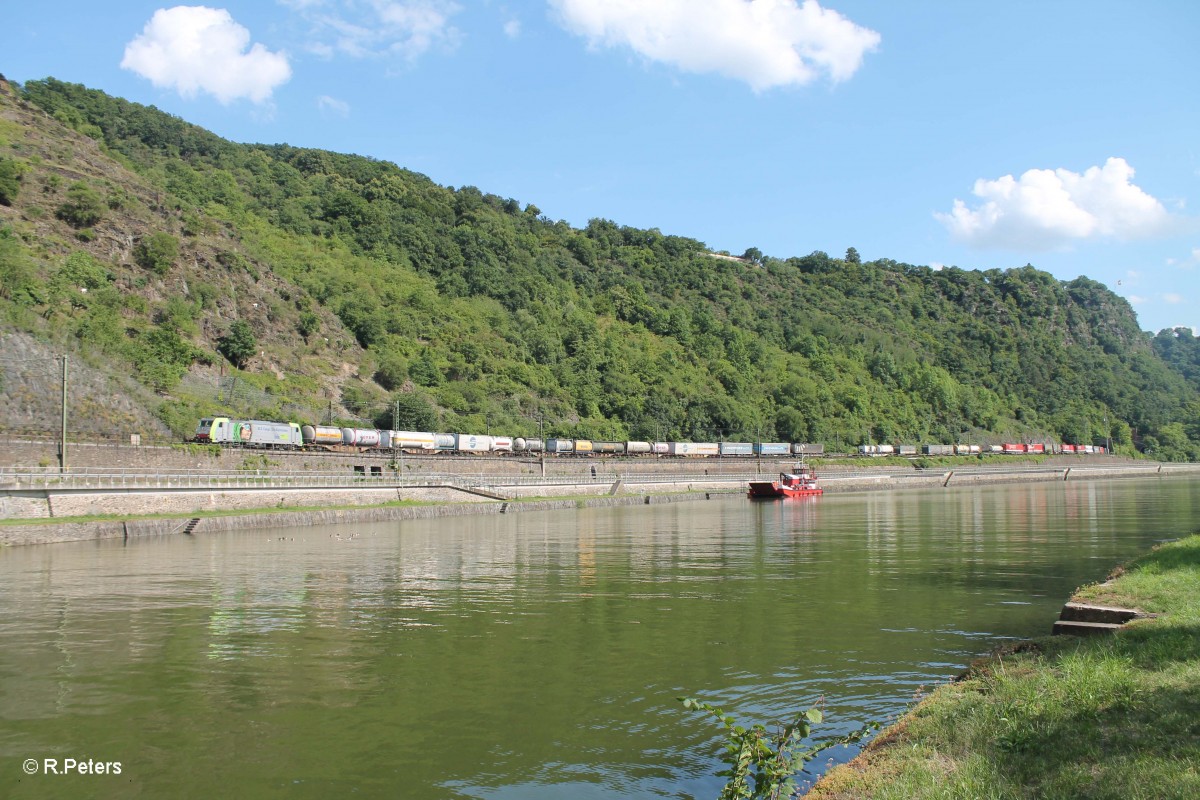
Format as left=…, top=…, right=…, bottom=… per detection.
left=59, top=354, right=68, bottom=473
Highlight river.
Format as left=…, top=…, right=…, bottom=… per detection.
left=2, top=476, right=1198, bottom=799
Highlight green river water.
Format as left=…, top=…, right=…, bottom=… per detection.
left=3, top=476, right=1199, bottom=799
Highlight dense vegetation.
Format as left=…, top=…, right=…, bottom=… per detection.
left=2, top=76, right=1199, bottom=458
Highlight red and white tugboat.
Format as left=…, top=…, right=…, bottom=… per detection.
left=748, top=465, right=823, bottom=499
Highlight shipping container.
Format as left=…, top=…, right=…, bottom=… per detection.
left=340, top=427, right=381, bottom=447
left=492, top=436, right=514, bottom=452
left=1028, top=443, right=1046, bottom=454
left=753, top=442, right=791, bottom=456
left=386, top=430, right=437, bottom=450
left=433, top=433, right=457, bottom=450
left=455, top=433, right=493, bottom=453
left=667, top=442, right=719, bottom=456
left=720, top=442, right=753, bottom=456
left=1003, top=443, right=1026, bottom=454
left=792, top=443, right=825, bottom=455
left=545, top=438, right=575, bottom=453
left=593, top=441, right=625, bottom=454
left=1062, top=444, right=1077, bottom=453
left=923, top=444, right=954, bottom=456
left=897, top=444, right=918, bottom=456
left=625, top=441, right=652, bottom=454
left=651, top=442, right=670, bottom=455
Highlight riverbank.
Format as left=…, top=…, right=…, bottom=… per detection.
left=806, top=534, right=1200, bottom=799
left=3, top=460, right=1198, bottom=546
left=0, top=490, right=730, bottom=546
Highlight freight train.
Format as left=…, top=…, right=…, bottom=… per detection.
left=191, top=416, right=825, bottom=457
left=859, top=442, right=1106, bottom=456
left=193, top=417, right=1105, bottom=458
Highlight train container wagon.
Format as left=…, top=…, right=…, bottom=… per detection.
left=897, top=444, right=918, bottom=456
left=1062, top=444, right=1077, bottom=453
left=1003, top=443, right=1027, bottom=454
left=792, top=443, right=824, bottom=456
left=720, top=442, right=753, bottom=456
left=1028, top=443, right=1046, bottom=454
left=753, top=442, right=791, bottom=456
left=625, top=441, right=652, bottom=455
left=513, top=438, right=544, bottom=453
left=953, top=444, right=982, bottom=455
left=651, top=442, right=670, bottom=455
left=234, top=420, right=303, bottom=448
left=545, top=438, right=575, bottom=454
left=455, top=434, right=493, bottom=453
left=433, top=433, right=457, bottom=451
left=667, top=442, right=719, bottom=456
left=923, top=444, right=954, bottom=456
left=341, top=428, right=381, bottom=448
left=593, top=441, right=625, bottom=454
left=574, top=440, right=595, bottom=454
left=492, top=436, right=514, bottom=453
left=301, top=424, right=343, bottom=446
left=384, top=430, right=438, bottom=450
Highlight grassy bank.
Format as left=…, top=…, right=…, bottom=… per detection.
left=809, top=534, right=1200, bottom=800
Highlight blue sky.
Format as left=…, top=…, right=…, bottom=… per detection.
left=4, top=1, right=1198, bottom=334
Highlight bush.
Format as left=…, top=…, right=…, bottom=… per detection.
left=55, top=181, right=105, bottom=228
left=0, top=158, right=25, bottom=205
left=134, top=232, right=179, bottom=275
left=217, top=320, right=256, bottom=368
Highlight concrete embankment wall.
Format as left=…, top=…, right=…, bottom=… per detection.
left=3, top=460, right=1193, bottom=547
left=0, top=491, right=719, bottom=546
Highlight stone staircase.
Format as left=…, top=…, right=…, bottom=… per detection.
left=1052, top=601, right=1146, bottom=636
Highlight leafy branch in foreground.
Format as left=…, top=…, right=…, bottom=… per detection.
left=680, top=696, right=879, bottom=800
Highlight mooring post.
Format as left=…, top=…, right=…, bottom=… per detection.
left=943, top=470, right=953, bottom=487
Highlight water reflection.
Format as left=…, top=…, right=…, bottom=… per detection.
left=1, top=477, right=1197, bottom=799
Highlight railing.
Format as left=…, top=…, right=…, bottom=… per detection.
left=3, top=462, right=1194, bottom=494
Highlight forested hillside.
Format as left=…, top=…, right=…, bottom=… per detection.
left=2, top=76, right=1199, bottom=459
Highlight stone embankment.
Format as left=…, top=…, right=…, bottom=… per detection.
left=2, top=437, right=1197, bottom=547
left=1, top=491, right=720, bottom=546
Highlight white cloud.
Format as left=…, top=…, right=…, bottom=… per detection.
left=317, top=94, right=350, bottom=117
left=503, top=19, right=521, bottom=38
left=1128, top=295, right=1147, bottom=305
left=289, top=0, right=462, bottom=61
left=121, top=6, right=291, bottom=104
left=1164, top=293, right=1185, bottom=304
left=936, top=158, right=1173, bottom=250
left=548, top=0, right=880, bottom=91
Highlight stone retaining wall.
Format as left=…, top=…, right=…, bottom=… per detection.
left=0, top=492, right=718, bottom=546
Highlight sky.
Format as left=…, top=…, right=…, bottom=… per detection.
left=3, top=1, right=1199, bottom=334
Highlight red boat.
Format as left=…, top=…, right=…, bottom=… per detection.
left=748, top=467, right=823, bottom=498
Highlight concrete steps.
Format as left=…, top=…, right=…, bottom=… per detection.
left=1052, top=601, right=1147, bottom=636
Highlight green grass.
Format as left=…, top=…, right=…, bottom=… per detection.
left=809, top=535, right=1200, bottom=800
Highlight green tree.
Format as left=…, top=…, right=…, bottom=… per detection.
left=377, top=392, right=439, bottom=431
left=55, top=181, right=105, bottom=228
left=0, top=158, right=25, bottom=205
left=134, top=232, right=180, bottom=275
left=217, top=320, right=256, bottom=368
